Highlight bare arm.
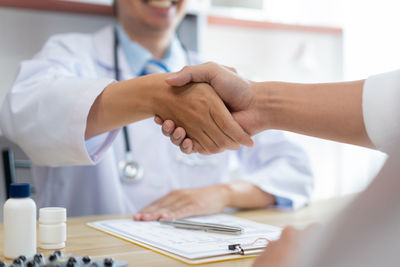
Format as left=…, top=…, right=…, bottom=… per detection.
left=253, top=80, right=374, bottom=148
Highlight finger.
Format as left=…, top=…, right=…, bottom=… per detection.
left=142, top=199, right=191, bottom=221
left=210, top=107, right=254, bottom=148
left=222, top=65, right=237, bottom=74
left=188, top=107, right=237, bottom=154
left=186, top=133, right=214, bottom=155
left=133, top=213, right=141, bottom=221
left=170, top=127, right=187, bottom=146
left=191, top=140, right=206, bottom=154
left=168, top=205, right=199, bottom=219
left=154, top=116, right=164, bottom=125
left=140, top=199, right=167, bottom=215
left=162, top=120, right=175, bottom=137
left=165, top=62, right=217, bottom=87
left=140, top=212, right=163, bottom=221
left=180, top=138, right=194, bottom=154
left=195, top=129, right=220, bottom=155
left=141, top=192, right=182, bottom=214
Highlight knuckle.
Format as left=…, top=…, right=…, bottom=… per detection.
left=206, top=61, right=218, bottom=69
left=181, top=65, right=191, bottom=73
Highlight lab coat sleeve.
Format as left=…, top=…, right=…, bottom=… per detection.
left=236, top=130, right=314, bottom=210
left=0, top=34, right=118, bottom=166
left=363, top=69, right=400, bottom=155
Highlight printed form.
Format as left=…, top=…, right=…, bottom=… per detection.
left=88, top=214, right=282, bottom=260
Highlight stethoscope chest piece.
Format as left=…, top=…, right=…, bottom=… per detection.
left=119, top=152, right=144, bottom=183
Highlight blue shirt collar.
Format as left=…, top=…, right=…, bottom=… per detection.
left=116, top=24, right=188, bottom=77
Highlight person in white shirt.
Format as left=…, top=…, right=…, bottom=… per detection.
left=0, top=1, right=313, bottom=218
left=160, top=63, right=400, bottom=267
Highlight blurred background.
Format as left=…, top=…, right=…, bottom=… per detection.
left=0, top=0, right=399, bottom=217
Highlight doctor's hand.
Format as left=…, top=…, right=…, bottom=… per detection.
left=133, top=185, right=230, bottom=221
left=156, top=62, right=265, bottom=154
left=133, top=181, right=275, bottom=221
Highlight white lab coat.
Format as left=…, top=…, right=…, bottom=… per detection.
left=0, top=26, right=314, bottom=216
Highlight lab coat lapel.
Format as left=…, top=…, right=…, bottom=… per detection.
left=92, top=25, right=132, bottom=80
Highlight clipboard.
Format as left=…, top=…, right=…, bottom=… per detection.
left=87, top=214, right=282, bottom=265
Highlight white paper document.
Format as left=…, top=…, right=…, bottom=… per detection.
left=88, top=214, right=282, bottom=262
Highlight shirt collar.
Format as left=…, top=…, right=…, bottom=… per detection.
left=116, top=24, right=188, bottom=76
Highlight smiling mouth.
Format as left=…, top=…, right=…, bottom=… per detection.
left=142, top=0, right=180, bottom=8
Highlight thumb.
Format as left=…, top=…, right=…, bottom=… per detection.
left=165, top=70, right=193, bottom=87
left=166, top=63, right=217, bottom=87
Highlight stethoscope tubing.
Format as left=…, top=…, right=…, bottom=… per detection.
left=113, top=25, right=193, bottom=182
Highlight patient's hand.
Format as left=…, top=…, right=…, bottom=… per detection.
left=133, top=185, right=230, bottom=221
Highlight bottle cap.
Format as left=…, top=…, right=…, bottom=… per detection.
left=39, top=207, right=67, bottom=223
left=9, top=183, right=30, bottom=198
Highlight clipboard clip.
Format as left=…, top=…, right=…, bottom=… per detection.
left=228, top=237, right=270, bottom=255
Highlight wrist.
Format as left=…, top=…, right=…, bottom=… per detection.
left=252, top=81, right=290, bottom=131
left=217, top=184, right=234, bottom=208
left=250, top=81, right=276, bottom=131
left=131, top=73, right=171, bottom=116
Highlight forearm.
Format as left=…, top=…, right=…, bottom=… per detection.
left=85, top=74, right=169, bottom=139
left=254, top=80, right=375, bottom=148
left=222, top=181, right=276, bottom=209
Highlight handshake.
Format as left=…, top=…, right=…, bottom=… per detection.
left=88, top=60, right=366, bottom=152
left=152, top=62, right=267, bottom=155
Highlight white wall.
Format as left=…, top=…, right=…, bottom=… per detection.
left=343, top=0, right=400, bottom=80
left=0, top=8, right=113, bottom=105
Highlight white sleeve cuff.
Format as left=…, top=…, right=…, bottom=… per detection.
left=242, top=159, right=314, bottom=210
left=85, top=128, right=121, bottom=164
left=363, top=69, right=400, bottom=155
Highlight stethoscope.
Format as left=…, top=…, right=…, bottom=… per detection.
left=113, top=26, right=193, bottom=183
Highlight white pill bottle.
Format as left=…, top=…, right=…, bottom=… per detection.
left=3, top=183, right=36, bottom=259
left=39, top=207, right=67, bottom=249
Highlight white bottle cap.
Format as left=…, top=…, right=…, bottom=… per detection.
left=39, top=207, right=66, bottom=224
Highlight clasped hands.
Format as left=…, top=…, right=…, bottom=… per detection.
left=154, top=62, right=267, bottom=154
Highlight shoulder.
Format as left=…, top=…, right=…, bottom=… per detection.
left=42, top=32, right=94, bottom=56
left=37, top=26, right=111, bottom=60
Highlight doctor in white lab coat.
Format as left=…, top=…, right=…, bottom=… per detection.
left=0, top=0, right=313, bottom=218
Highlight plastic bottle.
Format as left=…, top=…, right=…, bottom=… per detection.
left=39, top=207, right=67, bottom=249
left=3, top=183, right=37, bottom=259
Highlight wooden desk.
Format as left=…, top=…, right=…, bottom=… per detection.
left=0, top=195, right=354, bottom=266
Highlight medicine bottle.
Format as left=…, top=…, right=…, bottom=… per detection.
left=39, top=207, right=67, bottom=249
left=3, top=183, right=37, bottom=259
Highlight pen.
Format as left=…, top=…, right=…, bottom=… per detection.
left=159, top=219, right=243, bottom=235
